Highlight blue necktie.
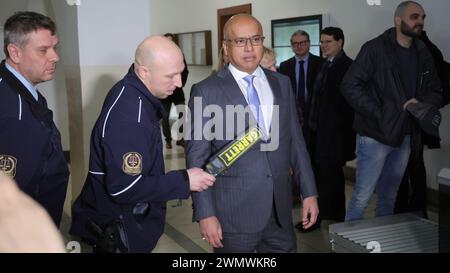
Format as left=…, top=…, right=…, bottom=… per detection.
left=298, top=60, right=306, bottom=113
left=243, top=75, right=266, bottom=134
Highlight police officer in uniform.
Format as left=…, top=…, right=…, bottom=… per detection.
left=70, top=36, right=215, bottom=253
left=0, top=11, right=69, bottom=226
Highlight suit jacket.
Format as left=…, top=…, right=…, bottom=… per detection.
left=185, top=66, right=317, bottom=233
left=279, top=54, right=323, bottom=148
left=309, top=51, right=356, bottom=164
left=279, top=54, right=323, bottom=98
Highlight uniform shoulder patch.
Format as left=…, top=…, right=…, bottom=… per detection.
left=0, top=155, right=17, bottom=178
left=122, top=152, right=142, bottom=176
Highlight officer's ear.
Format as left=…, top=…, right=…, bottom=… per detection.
left=394, top=16, right=402, bottom=28
left=7, top=44, right=22, bottom=64
left=136, top=64, right=150, bottom=81
left=337, top=39, right=343, bottom=49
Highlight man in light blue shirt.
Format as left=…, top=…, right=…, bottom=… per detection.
left=279, top=30, right=324, bottom=232
left=279, top=30, right=323, bottom=146
left=5, top=62, right=39, bottom=100
left=0, top=11, right=69, bottom=226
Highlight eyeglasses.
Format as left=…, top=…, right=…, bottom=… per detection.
left=291, top=40, right=309, bottom=47
left=225, top=36, right=265, bottom=47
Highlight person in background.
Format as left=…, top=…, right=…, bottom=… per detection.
left=160, top=33, right=189, bottom=149
left=212, top=47, right=229, bottom=74
left=279, top=30, right=324, bottom=232
left=70, top=36, right=215, bottom=253
left=307, top=27, right=355, bottom=227
left=0, top=11, right=69, bottom=226
left=395, top=29, right=450, bottom=218
left=279, top=30, right=323, bottom=147
left=260, top=46, right=277, bottom=72
left=342, top=1, right=442, bottom=221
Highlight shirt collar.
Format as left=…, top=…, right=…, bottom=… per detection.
left=5, top=62, right=39, bottom=100
left=327, top=50, right=344, bottom=63
left=295, top=53, right=310, bottom=62
left=228, top=63, right=265, bottom=82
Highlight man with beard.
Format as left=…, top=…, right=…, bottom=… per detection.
left=342, top=1, right=442, bottom=221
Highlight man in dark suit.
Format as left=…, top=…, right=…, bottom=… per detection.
left=279, top=30, right=323, bottom=232
left=308, top=27, right=355, bottom=224
left=185, top=14, right=318, bottom=253
left=279, top=30, right=323, bottom=149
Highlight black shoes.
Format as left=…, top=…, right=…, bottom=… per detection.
left=176, top=139, right=185, bottom=147
left=166, top=139, right=184, bottom=149
left=165, top=142, right=172, bottom=149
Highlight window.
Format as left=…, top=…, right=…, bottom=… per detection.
left=271, top=15, right=322, bottom=67
left=176, top=31, right=212, bottom=66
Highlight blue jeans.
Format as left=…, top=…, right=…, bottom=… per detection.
left=345, top=135, right=411, bottom=221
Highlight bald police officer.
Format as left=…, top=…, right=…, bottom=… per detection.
left=70, top=36, right=215, bottom=253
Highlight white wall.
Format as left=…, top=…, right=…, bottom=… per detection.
left=150, top=0, right=450, bottom=72
left=149, top=0, right=450, bottom=189
left=78, top=0, right=150, bottom=66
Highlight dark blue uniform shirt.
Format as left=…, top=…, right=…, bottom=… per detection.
left=70, top=65, right=190, bottom=252
left=0, top=60, right=69, bottom=226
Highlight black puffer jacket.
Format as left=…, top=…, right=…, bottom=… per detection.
left=341, top=28, right=442, bottom=147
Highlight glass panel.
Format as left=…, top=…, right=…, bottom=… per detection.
left=274, top=47, right=294, bottom=67
left=177, top=31, right=212, bottom=65
left=310, top=46, right=321, bottom=57
left=193, top=32, right=206, bottom=65
left=179, top=34, right=193, bottom=64
left=272, top=16, right=322, bottom=67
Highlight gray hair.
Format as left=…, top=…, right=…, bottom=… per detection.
left=3, top=11, right=56, bottom=58
left=291, top=30, right=310, bottom=42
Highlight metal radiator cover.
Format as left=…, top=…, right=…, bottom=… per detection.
left=329, top=213, right=438, bottom=253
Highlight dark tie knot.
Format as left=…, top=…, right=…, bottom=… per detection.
left=299, top=60, right=305, bottom=65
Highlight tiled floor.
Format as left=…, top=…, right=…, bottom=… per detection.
left=60, top=140, right=439, bottom=253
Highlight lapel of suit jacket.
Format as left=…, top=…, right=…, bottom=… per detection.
left=264, top=69, right=281, bottom=134
left=289, top=57, right=297, bottom=91
left=217, top=67, right=281, bottom=138
left=307, top=55, right=317, bottom=90
left=217, top=67, right=249, bottom=108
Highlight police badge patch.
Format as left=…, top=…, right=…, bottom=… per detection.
left=0, top=155, right=17, bottom=178
left=122, top=152, right=142, bottom=176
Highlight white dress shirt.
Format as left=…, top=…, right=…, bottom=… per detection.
left=228, top=63, right=274, bottom=134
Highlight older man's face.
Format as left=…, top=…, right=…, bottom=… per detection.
left=223, top=17, right=264, bottom=74
left=291, top=34, right=310, bottom=58
left=11, top=29, right=59, bottom=86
